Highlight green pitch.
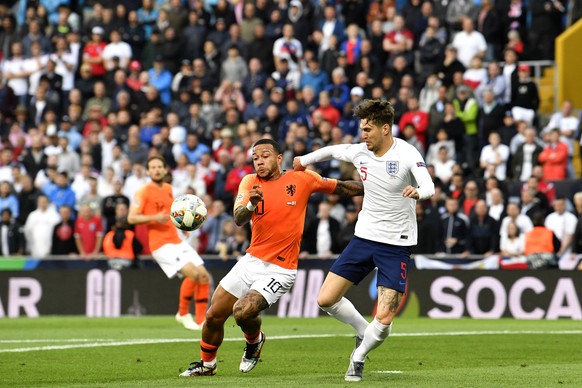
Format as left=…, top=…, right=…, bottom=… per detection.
left=0, top=316, right=581, bottom=387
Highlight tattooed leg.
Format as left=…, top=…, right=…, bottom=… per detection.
left=233, top=290, right=269, bottom=334
left=376, top=286, right=403, bottom=325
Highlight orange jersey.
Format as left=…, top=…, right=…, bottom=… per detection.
left=133, top=182, right=182, bottom=252
left=234, top=170, right=337, bottom=270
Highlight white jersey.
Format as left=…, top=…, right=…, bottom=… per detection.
left=300, top=140, right=435, bottom=246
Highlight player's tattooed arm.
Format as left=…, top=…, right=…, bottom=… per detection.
left=234, top=206, right=254, bottom=226
left=333, top=180, right=364, bottom=197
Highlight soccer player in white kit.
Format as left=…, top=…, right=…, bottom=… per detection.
left=294, top=99, right=435, bottom=382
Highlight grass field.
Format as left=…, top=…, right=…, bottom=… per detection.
left=0, top=316, right=581, bottom=387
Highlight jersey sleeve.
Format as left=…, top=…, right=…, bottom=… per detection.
left=407, top=147, right=435, bottom=201
left=234, top=174, right=255, bottom=211
left=133, top=186, right=147, bottom=214
left=303, top=170, right=337, bottom=194
left=299, top=144, right=361, bottom=166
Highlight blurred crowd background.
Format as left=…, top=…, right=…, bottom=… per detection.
left=1, top=0, right=582, bottom=269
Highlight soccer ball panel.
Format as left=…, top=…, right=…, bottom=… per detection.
left=170, top=194, right=207, bottom=231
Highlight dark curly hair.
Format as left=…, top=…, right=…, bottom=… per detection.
left=353, top=99, right=395, bottom=128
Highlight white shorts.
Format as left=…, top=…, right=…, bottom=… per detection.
left=220, top=253, right=296, bottom=306
left=151, top=241, right=204, bottom=278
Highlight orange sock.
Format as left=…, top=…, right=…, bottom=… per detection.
left=244, top=329, right=261, bottom=344
left=193, top=282, right=210, bottom=324
left=200, top=340, right=218, bottom=363
left=178, top=278, right=195, bottom=316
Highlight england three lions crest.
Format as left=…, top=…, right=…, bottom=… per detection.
left=386, top=161, right=399, bottom=175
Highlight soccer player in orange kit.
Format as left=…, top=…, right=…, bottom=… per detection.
left=128, top=156, right=210, bottom=330
left=179, top=138, right=364, bottom=377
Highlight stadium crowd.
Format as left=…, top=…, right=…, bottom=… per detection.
left=0, top=0, right=581, bottom=269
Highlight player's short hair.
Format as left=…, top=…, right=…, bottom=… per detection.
left=146, top=155, right=167, bottom=169
left=254, top=138, right=282, bottom=155
left=353, top=99, right=395, bottom=128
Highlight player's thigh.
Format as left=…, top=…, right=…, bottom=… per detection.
left=327, top=236, right=376, bottom=290
left=317, top=272, right=354, bottom=307
left=248, top=260, right=296, bottom=307
left=180, top=261, right=210, bottom=282
left=206, top=284, right=238, bottom=323
left=152, top=241, right=204, bottom=279
left=219, top=254, right=256, bottom=300
left=373, top=244, right=411, bottom=294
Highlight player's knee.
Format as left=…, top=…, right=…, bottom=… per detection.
left=232, top=301, right=258, bottom=326
left=205, top=308, right=227, bottom=328
left=317, top=294, right=335, bottom=309
left=197, top=270, right=210, bottom=283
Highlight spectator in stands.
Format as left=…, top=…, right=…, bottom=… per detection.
left=545, top=197, right=578, bottom=269
left=451, top=17, right=487, bottom=68
left=433, top=145, right=456, bottom=185
left=201, top=199, right=232, bottom=254
left=453, top=85, right=479, bottom=172
left=312, top=91, right=340, bottom=127
left=122, top=162, right=148, bottom=204
left=529, top=0, right=565, bottom=60
left=78, top=175, right=102, bottom=215
left=82, top=26, right=107, bottom=79
left=500, top=202, right=533, bottom=239
left=463, top=56, right=487, bottom=91
left=273, top=23, right=303, bottom=73
left=487, top=187, right=506, bottom=222
left=102, top=177, right=130, bottom=233
left=439, top=197, right=470, bottom=255
left=325, top=67, right=350, bottom=112
left=414, top=201, right=442, bottom=254
left=0, top=180, right=19, bottom=218
left=511, top=64, right=539, bottom=117
left=542, top=100, right=579, bottom=179
left=220, top=44, right=248, bottom=84
left=50, top=204, right=77, bottom=256
left=500, top=221, right=525, bottom=258
left=17, top=175, right=39, bottom=224
left=479, top=131, right=510, bottom=181
left=0, top=208, right=25, bottom=256
left=436, top=45, right=466, bottom=89
left=300, top=201, right=342, bottom=259
left=468, top=199, right=499, bottom=256
left=399, top=96, right=429, bottom=149
left=74, top=203, right=103, bottom=260
left=510, top=127, right=543, bottom=182
left=539, top=128, right=569, bottom=181
left=103, top=216, right=143, bottom=269
left=24, top=194, right=60, bottom=258
left=382, top=15, right=414, bottom=66
left=520, top=188, right=547, bottom=220
left=148, top=56, right=172, bottom=106
left=45, top=170, right=76, bottom=212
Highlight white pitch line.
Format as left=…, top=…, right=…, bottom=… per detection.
left=2, top=330, right=581, bottom=353
left=375, top=371, right=404, bottom=374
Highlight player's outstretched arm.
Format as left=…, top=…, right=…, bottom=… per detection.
left=334, top=180, right=364, bottom=197
left=127, top=207, right=168, bottom=225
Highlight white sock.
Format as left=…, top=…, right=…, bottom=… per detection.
left=320, top=297, right=368, bottom=338
left=203, top=360, right=216, bottom=367
left=352, top=318, right=391, bottom=362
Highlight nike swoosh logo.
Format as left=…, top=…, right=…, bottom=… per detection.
left=359, top=161, right=368, bottom=165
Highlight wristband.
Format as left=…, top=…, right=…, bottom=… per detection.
left=246, top=201, right=256, bottom=211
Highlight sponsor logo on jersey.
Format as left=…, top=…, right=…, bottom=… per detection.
left=386, top=161, right=399, bottom=175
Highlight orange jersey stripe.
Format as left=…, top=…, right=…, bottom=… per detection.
left=133, top=182, right=182, bottom=252
left=234, top=170, right=337, bottom=270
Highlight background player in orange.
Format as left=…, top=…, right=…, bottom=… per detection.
left=128, top=156, right=210, bottom=330
left=179, top=138, right=364, bottom=377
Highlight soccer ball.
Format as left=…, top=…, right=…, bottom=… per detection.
left=170, top=194, right=208, bottom=231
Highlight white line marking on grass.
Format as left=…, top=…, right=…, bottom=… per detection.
left=0, top=339, right=115, bottom=343
left=2, top=330, right=581, bottom=353
left=375, top=371, right=403, bottom=374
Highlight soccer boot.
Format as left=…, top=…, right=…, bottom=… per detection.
left=175, top=313, right=201, bottom=330
left=345, top=357, right=365, bottom=382
left=179, top=360, right=217, bottom=376
left=350, top=335, right=363, bottom=359
left=239, top=332, right=266, bottom=373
